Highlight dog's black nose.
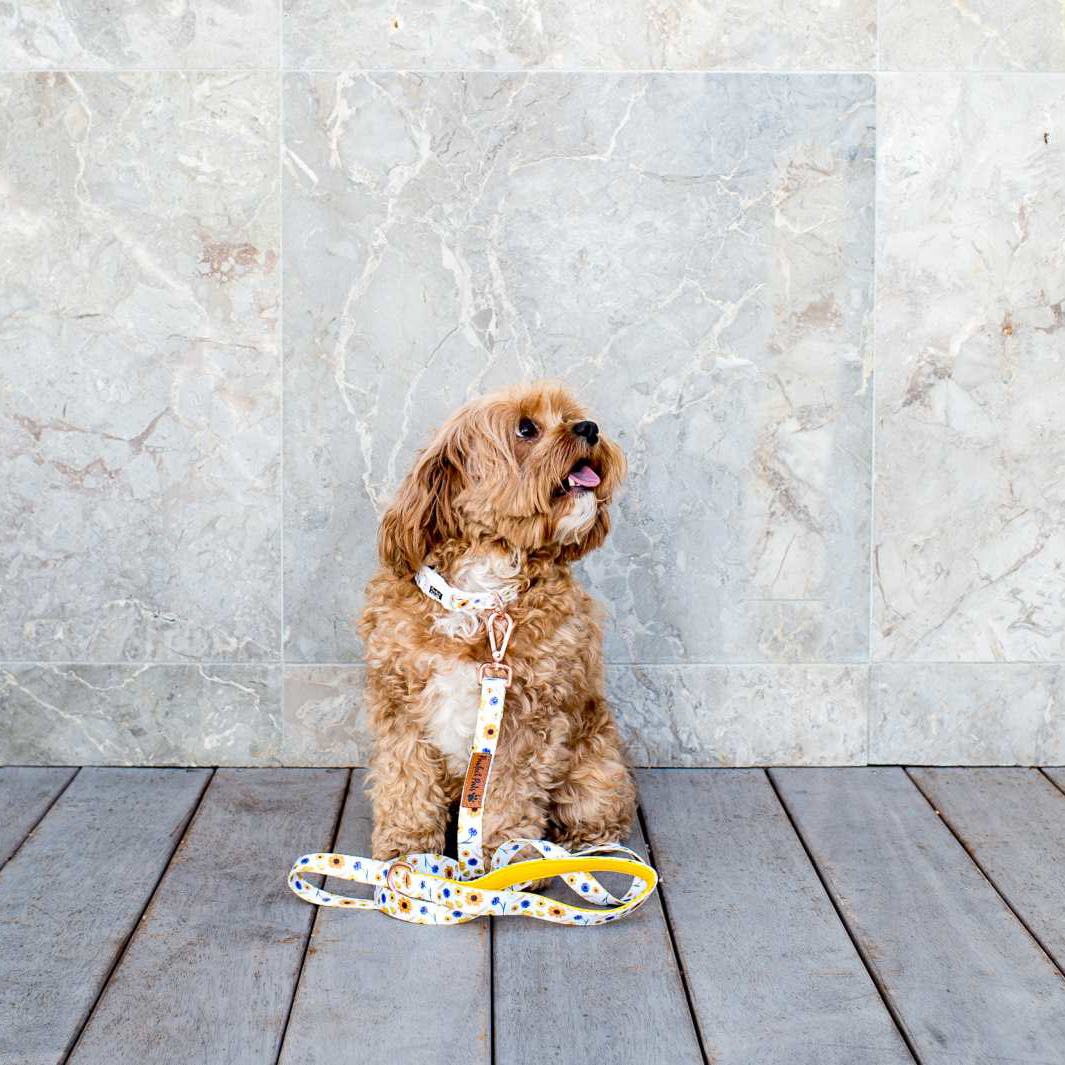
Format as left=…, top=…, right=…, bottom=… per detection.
left=572, top=420, right=599, bottom=445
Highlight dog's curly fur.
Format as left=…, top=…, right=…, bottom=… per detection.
left=359, top=382, right=636, bottom=863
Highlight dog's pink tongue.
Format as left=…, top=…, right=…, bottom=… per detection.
left=568, top=465, right=601, bottom=488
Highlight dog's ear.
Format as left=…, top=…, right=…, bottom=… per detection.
left=378, top=424, right=465, bottom=577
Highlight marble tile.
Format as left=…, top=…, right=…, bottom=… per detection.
left=283, top=72, right=875, bottom=664
left=609, top=664, right=869, bottom=765
left=0, top=72, right=281, bottom=662
left=283, top=0, right=875, bottom=72
left=881, top=0, right=1065, bottom=71
left=282, top=666, right=371, bottom=765
left=874, top=76, right=1065, bottom=662
left=0, top=664, right=282, bottom=765
left=0, top=0, right=279, bottom=70
left=870, top=664, right=1065, bottom=765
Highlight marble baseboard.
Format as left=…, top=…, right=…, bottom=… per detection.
left=13, top=659, right=1065, bottom=766
left=610, top=664, right=869, bottom=766
left=282, top=666, right=372, bottom=766
left=2, top=662, right=869, bottom=766
left=0, top=664, right=282, bottom=766
left=870, top=664, right=1065, bottom=766
left=283, top=664, right=871, bottom=768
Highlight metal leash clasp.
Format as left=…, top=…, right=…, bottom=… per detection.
left=479, top=610, right=514, bottom=686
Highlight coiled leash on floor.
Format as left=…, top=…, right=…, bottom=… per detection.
left=287, top=566, right=658, bottom=926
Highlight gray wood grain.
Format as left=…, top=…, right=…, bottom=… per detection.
left=0, top=765, right=77, bottom=868
left=68, top=768, right=349, bottom=1065
left=0, top=767, right=210, bottom=1065
left=639, top=769, right=911, bottom=1065
left=493, top=796, right=704, bottom=1065
left=278, top=770, right=491, bottom=1065
left=909, top=767, right=1065, bottom=971
left=773, top=767, right=1065, bottom=1064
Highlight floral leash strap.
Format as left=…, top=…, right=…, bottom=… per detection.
left=287, top=569, right=659, bottom=926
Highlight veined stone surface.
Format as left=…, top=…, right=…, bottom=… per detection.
left=0, top=664, right=282, bottom=765
left=0, top=72, right=281, bottom=663
left=874, top=76, right=1065, bottom=662
left=2, top=12, right=1062, bottom=767
left=283, top=0, right=875, bottom=72
left=871, top=664, right=1065, bottom=765
left=283, top=72, right=876, bottom=665
left=610, top=664, right=869, bottom=766
left=1, top=0, right=279, bottom=69
left=881, top=0, right=1065, bottom=71
left=283, top=666, right=372, bottom=766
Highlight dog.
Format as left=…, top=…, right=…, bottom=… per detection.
left=359, top=382, right=636, bottom=864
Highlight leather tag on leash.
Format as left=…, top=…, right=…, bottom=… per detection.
left=461, top=751, right=492, bottom=811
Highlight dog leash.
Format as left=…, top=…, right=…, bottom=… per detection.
left=286, top=566, right=659, bottom=925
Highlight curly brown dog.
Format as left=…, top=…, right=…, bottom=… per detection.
left=359, top=382, right=635, bottom=864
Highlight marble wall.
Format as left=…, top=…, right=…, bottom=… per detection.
left=1, top=2, right=1063, bottom=766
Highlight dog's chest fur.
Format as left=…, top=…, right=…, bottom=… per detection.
left=422, top=552, right=521, bottom=774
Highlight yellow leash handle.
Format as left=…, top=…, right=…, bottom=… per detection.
left=472, top=855, right=654, bottom=891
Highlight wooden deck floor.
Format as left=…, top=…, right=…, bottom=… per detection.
left=3, top=767, right=1065, bottom=1065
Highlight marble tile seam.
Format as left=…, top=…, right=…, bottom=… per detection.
left=2, top=661, right=1060, bottom=669
left=278, top=6, right=286, bottom=672
left=3, top=67, right=1064, bottom=75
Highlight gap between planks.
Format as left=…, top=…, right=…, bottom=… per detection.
left=635, top=802, right=714, bottom=1065
left=272, top=768, right=353, bottom=1065
left=906, top=767, right=1065, bottom=982
left=61, top=768, right=217, bottom=1064
left=764, top=770, right=921, bottom=1064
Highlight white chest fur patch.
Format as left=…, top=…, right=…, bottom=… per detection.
left=423, top=660, right=481, bottom=775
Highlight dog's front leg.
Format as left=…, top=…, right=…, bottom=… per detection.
left=367, top=720, right=452, bottom=860
left=550, top=700, right=636, bottom=851
left=479, top=727, right=551, bottom=863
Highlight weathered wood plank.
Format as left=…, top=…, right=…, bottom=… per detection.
left=0, top=766, right=77, bottom=868
left=910, top=767, right=1065, bottom=970
left=773, top=767, right=1065, bottom=1064
left=68, top=768, right=348, bottom=1065
left=493, top=797, right=704, bottom=1065
left=0, top=767, right=210, bottom=1065
left=639, top=769, right=911, bottom=1065
left=278, top=770, right=490, bottom=1065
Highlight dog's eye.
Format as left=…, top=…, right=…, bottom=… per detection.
left=516, top=417, right=539, bottom=440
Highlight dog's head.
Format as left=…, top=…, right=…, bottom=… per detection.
left=378, top=382, right=625, bottom=575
